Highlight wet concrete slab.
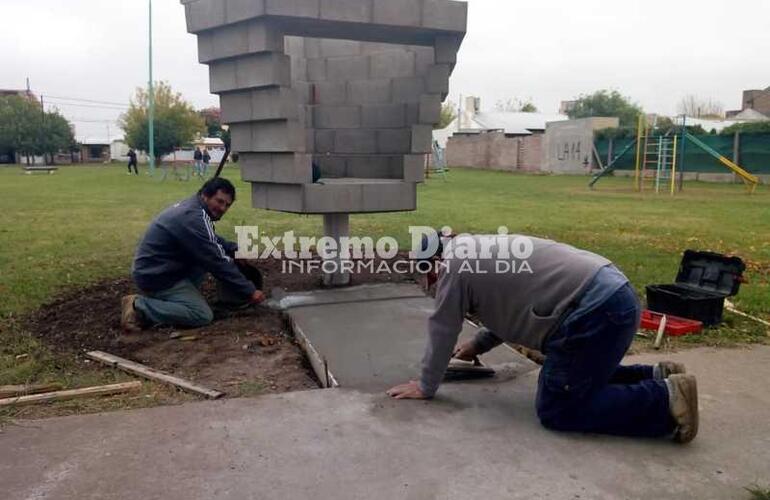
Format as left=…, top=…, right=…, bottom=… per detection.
left=284, top=284, right=537, bottom=390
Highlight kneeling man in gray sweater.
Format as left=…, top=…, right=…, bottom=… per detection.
left=387, top=234, right=699, bottom=443
left=121, top=178, right=265, bottom=332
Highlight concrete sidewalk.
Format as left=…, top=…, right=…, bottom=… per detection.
left=2, top=346, right=769, bottom=500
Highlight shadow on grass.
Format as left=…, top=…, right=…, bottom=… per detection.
left=746, top=485, right=770, bottom=500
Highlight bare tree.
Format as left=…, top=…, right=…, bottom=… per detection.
left=495, top=97, right=538, bottom=113
left=678, top=95, right=724, bottom=119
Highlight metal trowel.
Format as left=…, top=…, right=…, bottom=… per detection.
left=444, top=357, right=496, bottom=381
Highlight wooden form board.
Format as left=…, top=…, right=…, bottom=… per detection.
left=0, top=383, right=64, bottom=399
left=86, top=351, right=225, bottom=399
left=0, top=381, right=142, bottom=407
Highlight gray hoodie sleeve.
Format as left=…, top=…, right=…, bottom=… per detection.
left=175, top=208, right=257, bottom=298
left=471, top=327, right=504, bottom=353
left=419, top=268, right=469, bottom=398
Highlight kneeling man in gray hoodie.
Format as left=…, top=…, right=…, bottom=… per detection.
left=387, top=234, right=698, bottom=443
left=121, top=178, right=265, bottom=332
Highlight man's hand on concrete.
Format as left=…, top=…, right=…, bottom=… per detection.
left=452, top=340, right=481, bottom=362
left=249, top=290, right=266, bottom=304
left=386, top=381, right=427, bottom=400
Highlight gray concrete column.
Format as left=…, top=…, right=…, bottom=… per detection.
left=323, top=213, right=351, bottom=287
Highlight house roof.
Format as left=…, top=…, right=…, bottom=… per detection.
left=79, top=138, right=112, bottom=145
left=195, top=137, right=225, bottom=146
left=732, top=108, right=769, bottom=121
left=472, top=111, right=569, bottom=135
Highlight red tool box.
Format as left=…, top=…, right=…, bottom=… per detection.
left=640, top=310, right=703, bottom=337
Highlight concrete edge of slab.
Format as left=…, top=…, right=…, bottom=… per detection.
left=276, top=283, right=427, bottom=310
left=289, top=314, right=340, bottom=388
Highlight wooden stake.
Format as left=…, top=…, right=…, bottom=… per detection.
left=0, top=381, right=141, bottom=407
left=86, top=351, right=224, bottom=399
left=726, top=300, right=770, bottom=331
left=654, top=315, right=668, bottom=350
left=0, top=383, right=64, bottom=399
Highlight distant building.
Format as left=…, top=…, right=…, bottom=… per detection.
left=111, top=140, right=149, bottom=164
left=166, top=137, right=227, bottom=164
left=434, top=96, right=568, bottom=147
left=0, top=89, right=38, bottom=102
left=742, top=88, right=770, bottom=116
left=726, top=87, right=770, bottom=119
left=437, top=96, right=568, bottom=171
left=79, top=139, right=111, bottom=163
left=559, top=100, right=577, bottom=115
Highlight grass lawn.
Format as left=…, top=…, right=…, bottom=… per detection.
left=0, top=164, right=768, bottom=414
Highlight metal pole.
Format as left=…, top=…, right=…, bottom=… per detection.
left=634, top=114, right=644, bottom=191
left=678, top=115, right=686, bottom=192
left=40, top=95, right=45, bottom=165
left=671, top=136, right=678, bottom=195
left=148, top=0, right=156, bottom=175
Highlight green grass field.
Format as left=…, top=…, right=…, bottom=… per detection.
left=0, top=164, right=768, bottom=407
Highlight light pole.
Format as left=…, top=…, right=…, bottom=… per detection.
left=148, top=0, right=156, bottom=175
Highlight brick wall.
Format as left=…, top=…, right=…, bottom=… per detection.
left=743, top=89, right=770, bottom=116
left=445, top=131, right=543, bottom=171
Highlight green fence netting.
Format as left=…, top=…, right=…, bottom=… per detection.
left=595, top=134, right=770, bottom=174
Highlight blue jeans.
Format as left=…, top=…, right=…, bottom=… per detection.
left=134, top=272, right=213, bottom=328
left=536, top=283, right=675, bottom=438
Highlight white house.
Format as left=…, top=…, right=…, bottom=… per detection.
left=433, top=96, right=568, bottom=147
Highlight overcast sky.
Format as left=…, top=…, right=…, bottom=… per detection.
left=2, top=0, right=768, bottom=141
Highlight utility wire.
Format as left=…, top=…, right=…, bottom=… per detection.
left=67, top=118, right=122, bottom=123
left=42, top=94, right=130, bottom=107
left=44, top=101, right=127, bottom=110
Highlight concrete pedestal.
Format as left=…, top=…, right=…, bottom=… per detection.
left=322, top=213, right=351, bottom=287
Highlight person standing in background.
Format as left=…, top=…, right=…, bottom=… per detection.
left=127, top=148, right=138, bottom=175
left=193, top=147, right=203, bottom=178
left=202, top=148, right=211, bottom=178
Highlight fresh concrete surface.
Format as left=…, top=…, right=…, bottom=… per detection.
left=287, top=284, right=536, bottom=390
left=2, top=346, right=769, bottom=500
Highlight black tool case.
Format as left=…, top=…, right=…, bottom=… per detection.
left=646, top=250, right=745, bottom=326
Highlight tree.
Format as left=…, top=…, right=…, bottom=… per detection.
left=199, top=107, right=223, bottom=138
left=678, top=95, right=724, bottom=119
left=567, top=90, right=643, bottom=127
left=495, top=97, right=538, bottom=113
left=0, top=96, right=75, bottom=164
left=436, top=101, right=457, bottom=129
left=120, top=82, right=204, bottom=162
left=39, top=110, right=76, bottom=164
left=720, top=121, right=770, bottom=135
left=0, top=96, right=39, bottom=163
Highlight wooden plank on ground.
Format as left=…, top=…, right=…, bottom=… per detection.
left=0, top=383, right=64, bottom=399
left=86, top=351, right=225, bottom=399
left=0, top=381, right=142, bottom=407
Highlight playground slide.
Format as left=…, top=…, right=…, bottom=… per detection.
left=685, top=133, right=760, bottom=193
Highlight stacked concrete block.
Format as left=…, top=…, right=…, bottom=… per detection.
left=182, top=0, right=467, bottom=214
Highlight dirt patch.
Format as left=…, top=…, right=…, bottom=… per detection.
left=22, top=257, right=418, bottom=398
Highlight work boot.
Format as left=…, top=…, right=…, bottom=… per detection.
left=655, top=361, right=686, bottom=379
left=120, top=295, right=144, bottom=333
left=667, top=374, right=699, bottom=444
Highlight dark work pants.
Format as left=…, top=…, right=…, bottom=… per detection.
left=128, top=160, right=138, bottom=175
left=536, top=283, right=675, bottom=438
